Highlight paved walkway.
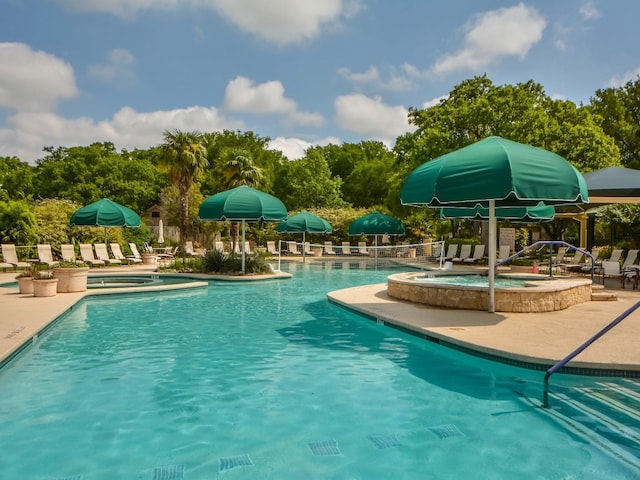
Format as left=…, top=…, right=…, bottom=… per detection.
left=2, top=264, right=640, bottom=374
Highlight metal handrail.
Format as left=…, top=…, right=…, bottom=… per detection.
left=542, top=300, right=640, bottom=408
left=496, top=240, right=596, bottom=281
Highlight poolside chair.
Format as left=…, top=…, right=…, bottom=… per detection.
left=464, top=244, right=485, bottom=263
left=60, top=244, right=84, bottom=265
left=341, top=242, right=353, bottom=255
left=215, top=241, right=225, bottom=253
left=36, top=244, right=59, bottom=268
left=324, top=241, right=336, bottom=255
left=303, top=242, right=313, bottom=255
left=608, top=249, right=623, bottom=264
left=157, top=246, right=176, bottom=260
left=184, top=241, right=204, bottom=257
left=443, top=244, right=458, bottom=261
left=431, top=242, right=444, bottom=260
left=244, top=241, right=252, bottom=255
left=601, top=260, right=624, bottom=286
left=94, top=243, right=122, bottom=265
left=267, top=241, right=279, bottom=255
left=111, top=243, right=142, bottom=264
left=287, top=241, right=301, bottom=255
left=358, top=242, right=369, bottom=256
left=1, top=244, right=30, bottom=269
left=620, top=249, right=639, bottom=286
left=127, top=243, right=144, bottom=263
left=79, top=244, right=105, bottom=267
left=497, top=245, right=510, bottom=262
left=558, top=251, right=585, bottom=273
left=581, top=247, right=602, bottom=274
left=143, top=242, right=154, bottom=254
left=452, top=244, right=472, bottom=263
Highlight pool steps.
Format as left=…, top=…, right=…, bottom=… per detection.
left=523, top=379, right=640, bottom=474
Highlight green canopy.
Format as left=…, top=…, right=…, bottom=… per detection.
left=401, top=136, right=588, bottom=313
left=401, top=136, right=588, bottom=208
left=348, top=211, right=405, bottom=236
left=277, top=210, right=332, bottom=234
left=440, top=203, right=555, bottom=223
left=70, top=198, right=141, bottom=228
left=198, top=186, right=287, bottom=273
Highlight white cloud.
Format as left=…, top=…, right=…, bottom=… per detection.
left=0, top=42, right=78, bottom=112
left=422, top=95, right=447, bottom=109
left=223, top=76, right=323, bottom=126
left=87, top=48, right=136, bottom=83
left=268, top=135, right=341, bottom=160
left=606, top=67, right=640, bottom=88
left=431, top=3, right=546, bottom=75
left=60, top=0, right=363, bottom=45
left=0, top=105, right=242, bottom=164
left=334, top=93, right=415, bottom=144
left=338, top=65, right=416, bottom=92
left=579, top=2, right=601, bottom=20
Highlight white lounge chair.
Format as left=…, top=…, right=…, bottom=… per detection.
left=267, top=241, right=279, bottom=254
left=303, top=242, right=313, bottom=255
left=497, top=245, right=510, bottom=261
left=358, top=242, right=369, bottom=255
left=127, top=243, right=144, bottom=262
left=443, top=244, right=458, bottom=261
left=608, top=249, right=623, bottom=264
left=558, top=251, right=585, bottom=272
left=341, top=242, right=353, bottom=255
left=94, top=243, right=122, bottom=265
left=37, top=244, right=59, bottom=267
left=1, top=244, right=30, bottom=269
left=464, top=245, right=485, bottom=263
left=184, top=241, right=204, bottom=257
left=601, top=260, right=623, bottom=286
left=287, top=241, right=301, bottom=255
left=324, top=241, right=336, bottom=255
left=111, top=243, right=142, bottom=264
left=452, top=244, right=472, bottom=263
left=215, top=241, right=225, bottom=253
left=60, top=244, right=84, bottom=265
left=79, top=244, right=105, bottom=267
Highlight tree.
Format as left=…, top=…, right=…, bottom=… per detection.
left=0, top=200, right=38, bottom=244
left=0, top=157, right=34, bottom=200
left=157, top=130, right=208, bottom=249
left=590, top=76, right=640, bottom=169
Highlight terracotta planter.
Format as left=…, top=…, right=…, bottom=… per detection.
left=141, top=254, right=157, bottom=265
left=33, top=278, right=59, bottom=297
left=17, top=276, right=34, bottom=294
left=53, top=267, right=90, bottom=293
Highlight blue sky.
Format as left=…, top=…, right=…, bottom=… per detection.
left=2, top=1, right=640, bottom=164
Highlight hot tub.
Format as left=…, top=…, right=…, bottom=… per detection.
left=386, top=272, right=593, bottom=312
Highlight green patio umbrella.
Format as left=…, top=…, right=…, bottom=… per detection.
left=440, top=202, right=555, bottom=223
left=401, top=136, right=588, bottom=312
left=70, top=198, right=141, bottom=243
left=348, top=212, right=405, bottom=264
left=198, top=186, right=287, bottom=273
left=277, top=210, right=332, bottom=262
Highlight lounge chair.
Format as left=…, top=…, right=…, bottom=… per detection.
left=341, top=242, right=353, bottom=255
left=303, top=242, right=313, bottom=255
left=36, top=244, right=59, bottom=268
left=608, top=248, right=623, bottom=264
left=111, top=243, right=142, bottom=264
left=464, top=244, right=485, bottom=263
left=184, top=241, right=204, bottom=257
left=128, top=243, right=144, bottom=262
left=358, top=242, right=369, bottom=256
left=94, top=243, right=122, bottom=265
left=621, top=249, right=639, bottom=286
left=431, top=242, right=444, bottom=260
left=452, top=244, right=472, bottom=263
left=558, top=251, right=585, bottom=272
left=287, top=241, right=301, bottom=255
left=244, top=241, right=252, bottom=255
left=215, top=241, right=225, bottom=253
left=267, top=241, right=279, bottom=254
left=581, top=247, right=601, bottom=274
left=143, top=242, right=154, bottom=254
left=1, top=244, right=31, bottom=269
left=157, top=246, right=177, bottom=260
left=601, top=260, right=624, bottom=286
left=79, top=244, right=105, bottom=267
left=443, top=244, right=458, bottom=261
left=497, top=245, right=510, bottom=262
left=324, top=241, right=336, bottom=255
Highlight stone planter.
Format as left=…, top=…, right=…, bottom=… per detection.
left=33, top=278, right=59, bottom=297
left=17, top=276, right=34, bottom=294
left=141, top=254, right=157, bottom=265
left=53, top=267, right=90, bottom=293
left=312, top=248, right=323, bottom=257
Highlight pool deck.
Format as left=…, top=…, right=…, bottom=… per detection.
left=2, top=263, right=640, bottom=374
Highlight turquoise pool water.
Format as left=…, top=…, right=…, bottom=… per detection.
left=412, top=273, right=541, bottom=288
left=0, top=263, right=637, bottom=479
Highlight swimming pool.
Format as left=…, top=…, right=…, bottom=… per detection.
left=0, top=263, right=637, bottom=479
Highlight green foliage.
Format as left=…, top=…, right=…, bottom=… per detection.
left=0, top=156, right=34, bottom=200
left=201, top=248, right=271, bottom=274
left=0, top=200, right=38, bottom=244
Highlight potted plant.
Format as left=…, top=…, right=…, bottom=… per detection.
left=32, top=269, right=59, bottom=297
left=53, top=261, right=90, bottom=293
left=15, top=263, right=39, bottom=294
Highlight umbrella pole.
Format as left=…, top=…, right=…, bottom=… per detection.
left=241, top=220, right=246, bottom=274
left=488, top=200, right=496, bottom=313
left=302, top=232, right=306, bottom=263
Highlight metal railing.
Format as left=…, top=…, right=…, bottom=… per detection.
left=542, top=300, right=640, bottom=408
left=496, top=240, right=596, bottom=281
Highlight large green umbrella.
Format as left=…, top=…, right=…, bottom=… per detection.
left=277, top=210, right=332, bottom=262
left=440, top=202, right=555, bottom=223
left=70, top=198, right=141, bottom=243
left=198, top=186, right=287, bottom=273
left=348, top=211, right=405, bottom=264
left=401, top=136, right=588, bottom=312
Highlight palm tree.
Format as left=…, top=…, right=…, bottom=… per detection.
left=158, top=129, right=208, bottom=250
left=218, top=148, right=264, bottom=249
